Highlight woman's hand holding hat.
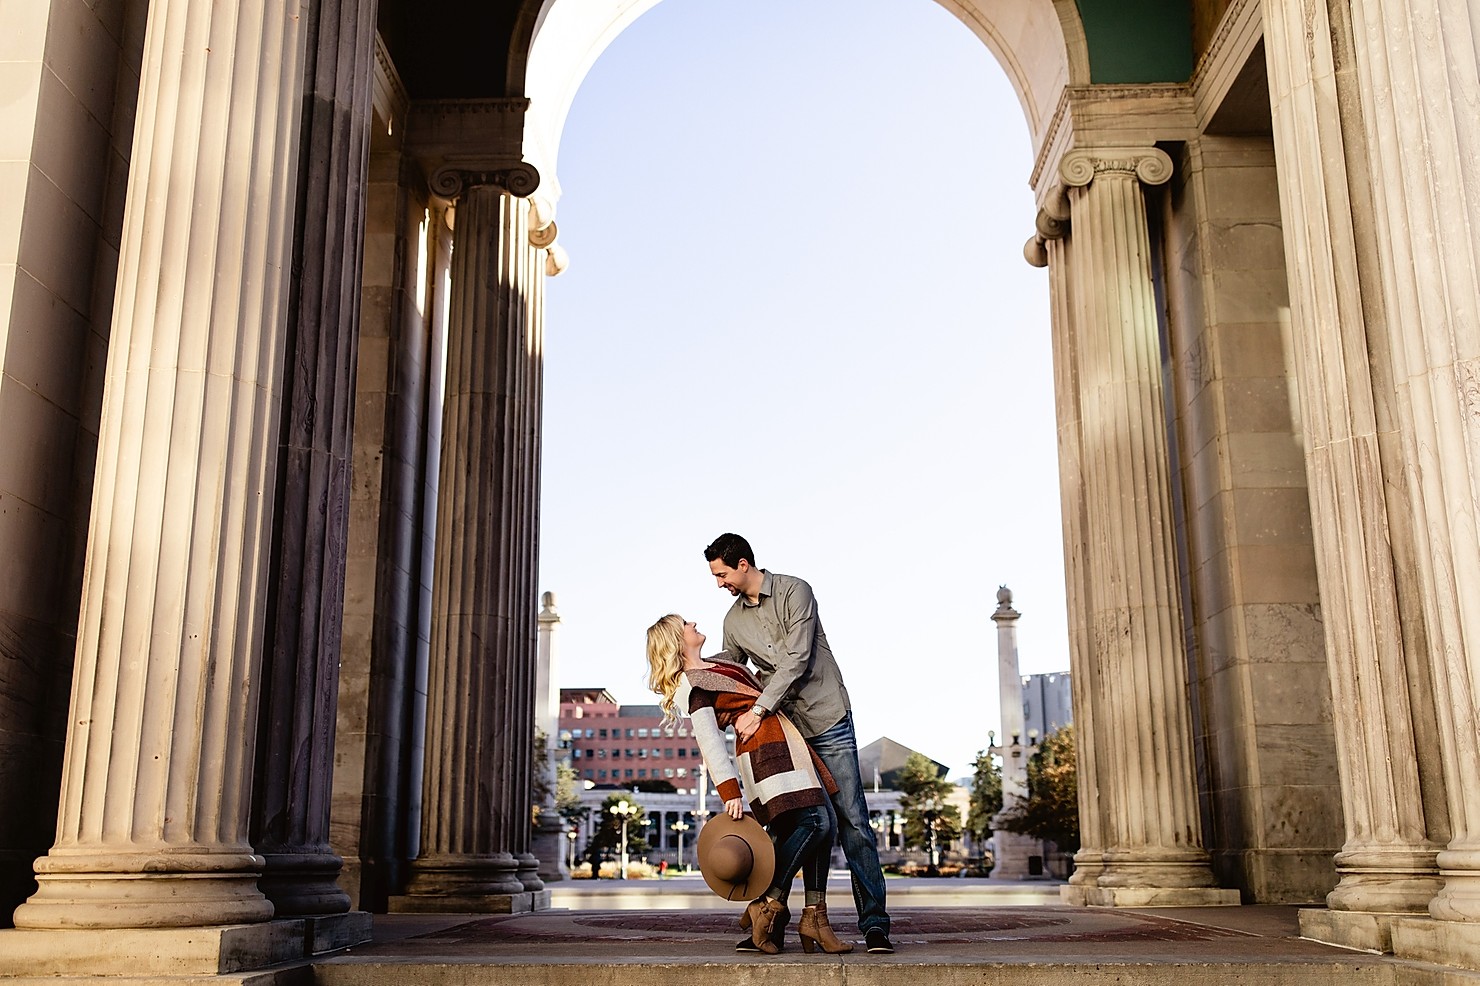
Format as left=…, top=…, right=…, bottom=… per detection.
left=724, top=798, right=744, bottom=819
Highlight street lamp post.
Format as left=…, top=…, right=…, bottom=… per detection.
left=920, top=796, right=943, bottom=877
left=566, top=827, right=578, bottom=873
left=609, top=799, right=640, bottom=879
left=671, top=819, right=691, bottom=871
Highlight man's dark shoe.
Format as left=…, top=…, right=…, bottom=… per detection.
left=736, top=901, right=790, bottom=952
left=865, top=928, right=895, bottom=953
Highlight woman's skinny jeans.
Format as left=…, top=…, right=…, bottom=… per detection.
left=765, top=803, right=833, bottom=902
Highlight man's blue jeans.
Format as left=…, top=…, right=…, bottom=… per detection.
left=808, top=710, right=889, bottom=934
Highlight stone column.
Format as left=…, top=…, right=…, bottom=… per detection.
left=6, top=0, right=312, bottom=960
left=392, top=172, right=550, bottom=913
left=1263, top=0, right=1448, bottom=952
left=1032, top=223, right=1110, bottom=893
left=1338, top=0, right=1480, bottom=968
left=249, top=0, right=377, bottom=946
left=533, top=591, right=570, bottom=881
left=1056, top=148, right=1236, bottom=906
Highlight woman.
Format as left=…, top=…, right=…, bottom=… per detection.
left=645, top=614, right=852, bottom=955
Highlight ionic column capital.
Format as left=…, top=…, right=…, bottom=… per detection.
left=428, top=161, right=540, bottom=200
left=1059, top=146, right=1174, bottom=188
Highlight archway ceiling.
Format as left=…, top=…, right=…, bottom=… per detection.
left=377, top=0, right=1194, bottom=102
left=1076, top=0, right=1193, bottom=83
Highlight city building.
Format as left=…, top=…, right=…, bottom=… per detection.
left=1023, top=672, right=1073, bottom=742
left=558, top=688, right=712, bottom=793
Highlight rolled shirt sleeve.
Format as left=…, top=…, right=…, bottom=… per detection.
left=755, top=578, right=817, bottom=713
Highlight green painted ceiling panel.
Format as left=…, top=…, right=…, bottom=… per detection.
left=1076, top=0, right=1194, bottom=83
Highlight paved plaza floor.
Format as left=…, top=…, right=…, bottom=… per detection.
left=311, top=877, right=1480, bottom=986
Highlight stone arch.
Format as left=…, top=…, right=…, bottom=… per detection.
left=507, top=0, right=1087, bottom=200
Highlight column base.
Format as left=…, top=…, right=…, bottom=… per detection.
left=532, top=814, right=569, bottom=883
left=990, top=831, right=1046, bottom=880
left=1061, top=884, right=1242, bottom=907
left=0, top=919, right=306, bottom=977
left=515, top=851, right=545, bottom=891
left=1392, top=916, right=1480, bottom=972
left=1299, top=908, right=1410, bottom=952
left=386, top=888, right=552, bottom=914
left=305, top=910, right=374, bottom=953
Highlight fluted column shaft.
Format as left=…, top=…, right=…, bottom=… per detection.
left=1263, top=0, right=1448, bottom=918
left=1043, top=231, right=1108, bottom=889
left=1060, top=148, right=1220, bottom=892
left=13, top=0, right=308, bottom=930
left=250, top=0, right=377, bottom=918
left=404, top=181, right=544, bottom=900
left=1340, top=0, right=1480, bottom=926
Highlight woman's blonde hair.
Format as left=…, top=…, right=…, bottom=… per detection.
left=645, top=614, right=686, bottom=724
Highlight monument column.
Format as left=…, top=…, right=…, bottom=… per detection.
left=533, top=591, right=571, bottom=881
left=988, top=587, right=1041, bottom=880
left=1056, top=147, right=1235, bottom=906
left=9, top=0, right=309, bottom=938
left=1338, top=0, right=1480, bottom=967
left=392, top=168, right=552, bottom=913
left=249, top=0, right=378, bottom=944
left=1262, top=0, right=1448, bottom=951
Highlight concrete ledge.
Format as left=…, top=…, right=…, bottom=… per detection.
left=1300, top=908, right=1413, bottom=953
left=314, top=958, right=1396, bottom=986
left=386, top=889, right=552, bottom=914
left=1392, top=915, right=1480, bottom=972
left=306, top=911, right=375, bottom=953
left=1062, top=886, right=1242, bottom=907
left=0, top=968, right=312, bottom=985
left=0, top=919, right=306, bottom=976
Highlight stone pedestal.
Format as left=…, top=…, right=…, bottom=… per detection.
left=304, top=911, right=375, bottom=954
left=11, top=0, right=309, bottom=932
left=991, top=830, right=1044, bottom=881
left=1299, top=908, right=1407, bottom=954
left=1392, top=918, right=1480, bottom=973
left=532, top=811, right=571, bottom=884
left=0, top=921, right=306, bottom=977
left=1053, top=146, right=1226, bottom=901
left=389, top=889, right=551, bottom=915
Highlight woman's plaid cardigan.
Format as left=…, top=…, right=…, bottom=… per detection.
left=676, top=655, right=837, bottom=825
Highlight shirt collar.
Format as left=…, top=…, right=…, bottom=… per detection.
left=741, top=569, right=774, bottom=608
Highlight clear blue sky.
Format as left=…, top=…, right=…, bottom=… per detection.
left=537, top=0, right=1064, bottom=778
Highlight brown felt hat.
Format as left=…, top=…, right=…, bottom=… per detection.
left=696, top=813, right=775, bottom=902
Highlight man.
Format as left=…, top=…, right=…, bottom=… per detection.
left=703, top=533, right=893, bottom=954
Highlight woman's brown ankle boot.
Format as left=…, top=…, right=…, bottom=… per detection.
left=744, top=897, right=787, bottom=954
left=798, top=902, right=854, bottom=954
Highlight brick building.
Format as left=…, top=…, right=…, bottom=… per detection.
left=558, top=687, right=710, bottom=793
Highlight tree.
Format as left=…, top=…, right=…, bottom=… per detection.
left=586, top=792, right=649, bottom=865
left=965, top=749, right=1003, bottom=844
left=896, top=752, right=962, bottom=864
left=554, top=761, right=588, bottom=827
left=998, top=725, right=1079, bottom=853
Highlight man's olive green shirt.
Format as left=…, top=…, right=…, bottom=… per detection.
left=720, top=570, right=851, bottom=738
